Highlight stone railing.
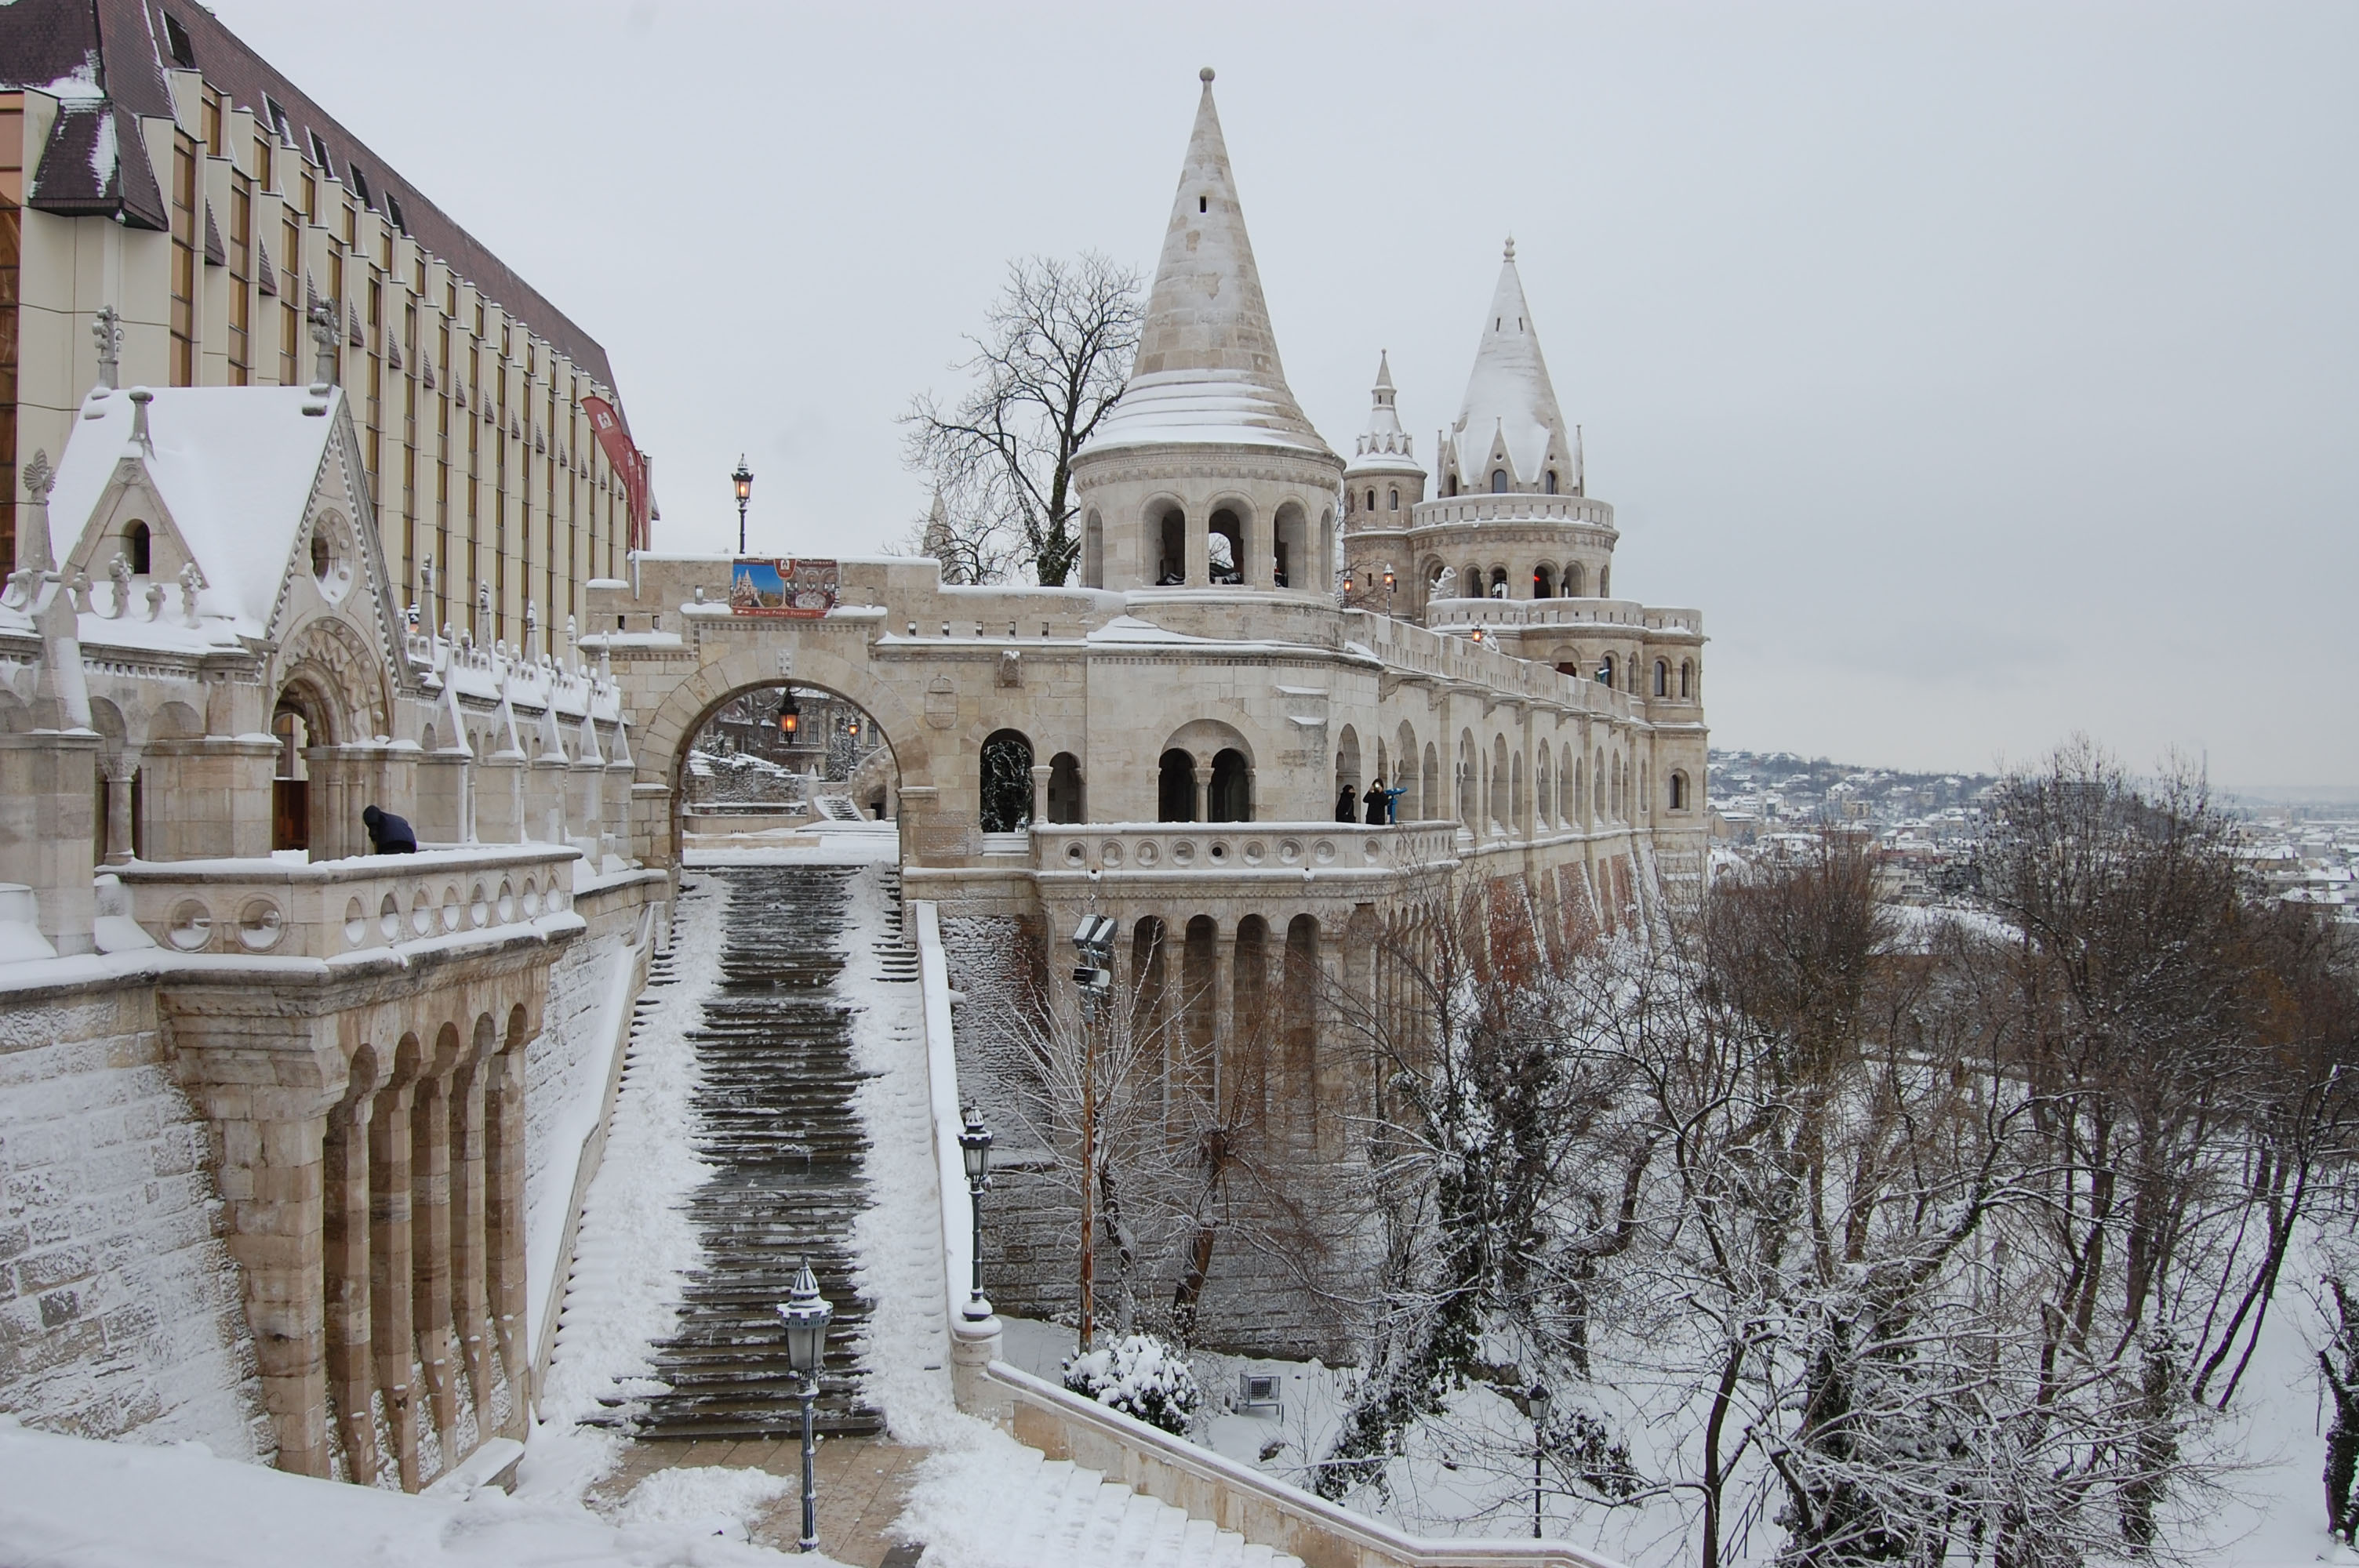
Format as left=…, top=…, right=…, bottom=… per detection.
left=1412, top=494, right=1616, bottom=531
left=113, top=844, right=581, bottom=960
left=1423, top=598, right=1703, bottom=636
left=989, top=1359, right=1627, bottom=1568
left=1033, top=821, right=1461, bottom=879
left=1343, top=614, right=1634, bottom=720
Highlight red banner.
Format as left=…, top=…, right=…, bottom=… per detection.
left=583, top=395, right=649, bottom=550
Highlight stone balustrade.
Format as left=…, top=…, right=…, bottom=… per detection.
left=112, top=844, right=581, bottom=960
left=1033, top=821, right=1461, bottom=880
left=1423, top=597, right=1703, bottom=636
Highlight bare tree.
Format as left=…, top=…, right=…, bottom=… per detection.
left=901, top=253, right=1143, bottom=586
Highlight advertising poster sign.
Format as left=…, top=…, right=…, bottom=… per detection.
left=729, top=558, right=839, bottom=617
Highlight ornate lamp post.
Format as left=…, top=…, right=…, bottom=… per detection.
left=1383, top=564, right=1396, bottom=617
left=776, top=1260, right=834, bottom=1554
left=957, top=1106, right=994, bottom=1319
left=1519, top=1381, right=1551, bottom=1539
left=1068, top=915, right=1117, bottom=1350
left=776, top=690, right=800, bottom=738
left=732, top=456, right=754, bottom=555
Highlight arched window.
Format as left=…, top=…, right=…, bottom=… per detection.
left=1423, top=742, right=1440, bottom=823
left=1273, top=502, right=1307, bottom=589
left=1533, top=564, right=1554, bottom=598
left=1209, top=506, right=1244, bottom=586
left=1462, top=564, right=1481, bottom=597
left=1535, top=749, right=1552, bottom=829
left=1598, top=654, right=1616, bottom=688
left=1654, top=659, right=1668, bottom=697
left=1457, top=732, right=1478, bottom=825
left=1599, top=565, right=1611, bottom=597
left=1158, top=750, right=1197, bottom=822
left=1048, top=752, right=1085, bottom=823
left=1594, top=749, right=1606, bottom=818
left=1387, top=487, right=1399, bottom=511
left=1082, top=510, right=1104, bottom=588
left=125, top=521, right=151, bottom=575
left=1490, top=469, right=1508, bottom=493
left=1365, top=488, right=1376, bottom=512
left=1680, top=660, right=1694, bottom=699
left=979, top=732, right=1034, bottom=831
left=1565, top=562, right=1586, bottom=597
left=1668, top=770, right=1688, bottom=811
left=1152, top=503, right=1186, bottom=586
left=1209, top=749, right=1252, bottom=822
left=1488, top=567, right=1508, bottom=599
left=1545, top=470, right=1558, bottom=495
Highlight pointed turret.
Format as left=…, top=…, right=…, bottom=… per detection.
left=1441, top=240, right=1575, bottom=495
left=1347, top=352, right=1419, bottom=476
left=1085, top=68, right=1332, bottom=458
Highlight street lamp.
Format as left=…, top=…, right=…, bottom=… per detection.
left=776, top=689, right=800, bottom=738
left=732, top=456, right=754, bottom=555
left=1519, top=1381, right=1551, bottom=1539
left=1382, top=564, right=1396, bottom=617
left=958, top=1105, right=994, bottom=1320
left=776, top=1259, right=834, bottom=1554
left=1069, top=915, right=1118, bottom=1349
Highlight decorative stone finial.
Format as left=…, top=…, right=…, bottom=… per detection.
left=92, top=307, right=122, bottom=391
left=128, top=387, right=155, bottom=453
left=20, top=448, right=54, bottom=503
left=1200, top=66, right=1214, bottom=82
left=1503, top=236, right=1515, bottom=261
left=178, top=561, right=205, bottom=627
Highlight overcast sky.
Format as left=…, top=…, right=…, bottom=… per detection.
left=213, top=1, right=2356, bottom=786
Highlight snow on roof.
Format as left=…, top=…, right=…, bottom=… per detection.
left=1346, top=350, right=1423, bottom=479
left=1085, top=72, right=1335, bottom=463
left=45, top=384, right=338, bottom=630
left=1447, top=243, right=1571, bottom=490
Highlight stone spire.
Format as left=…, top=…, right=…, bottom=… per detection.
left=1445, top=239, right=1573, bottom=493
left=1347, top=351, right=1419, bottom=475
left=1085, top=68, right=1332, bottom=457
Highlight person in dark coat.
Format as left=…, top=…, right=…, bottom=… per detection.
left=361, top=804, right=418, bottom=855
left=1336, top=783, right=1357, bottom=822
left=1363, top=778, right=1387, bottom=825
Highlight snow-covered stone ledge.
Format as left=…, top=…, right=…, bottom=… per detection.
left=912, top=899, right=1008, bottom=1418
left=987, top=1359, right=1627, bottom=1568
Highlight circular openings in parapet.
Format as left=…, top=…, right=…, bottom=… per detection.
left=309, top=511, right=354, bottom=602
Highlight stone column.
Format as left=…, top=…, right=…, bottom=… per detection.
left=0, top=728, right=100, bottom=953
left=410, top=1040, right=460, bottom=1458
left=1183, top=509, right=1208, bottom=588
left=322, top=1058, right=382, bottom=1486
left=412, top=751, right=471, bottom=844
left=169, top=1015, right=348, bottom=1479
left=100, top=751, right=138, bottom=865
left=484, top=1036, right=529, bottom=1406
left=1192, top=750, right=1212, bottom=824
left=369, top=1065, right=421, bottom=1491
left=1029, top=762, right=1051, bottom=829
left=529, top=753, right=572, bottom=844
left=1245, top=511, right=1273, bottom=591
left=1211, top=930, right=1235, bottom=1105
left=138, top=735, right=277, bottom=859
left=450, top=1042, right=495, bottom=1426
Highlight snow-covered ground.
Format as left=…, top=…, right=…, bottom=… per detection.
left=0, top=1417, right=814, bottom=1567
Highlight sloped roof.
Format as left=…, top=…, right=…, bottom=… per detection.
left=1448, top=243, right=1572, bottom=490
left=1085, top=71, right=1333, bottom=459
left=1346, top=350, right=1423, bottom=478
left=45, top=384, right=337, bottom=630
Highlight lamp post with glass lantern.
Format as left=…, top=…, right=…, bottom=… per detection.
left=1514, top=1381, right=1550, bottom=1539
left=1383, top=564, right=1397, bottom=617
left=732, top=456, right=754, bottom=554
left=776, top=1260, right=834, bottom=1554
left=958, top=1107, right=994, bottom=1319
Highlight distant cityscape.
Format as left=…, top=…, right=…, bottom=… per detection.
left=1710, top=748, right=2357, bottom=923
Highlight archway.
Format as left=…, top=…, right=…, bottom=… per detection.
left=271, top=680, right=334, bottom=852
left=682, top=682, right=893, bottom=831
left=979, top=729, right=1034, bottom=833
left=1158, top=750, right=1198, bottom=822
left=1209, top=750, right=1251, bottom=822
left=1047, top=752, right=1085, bottom=823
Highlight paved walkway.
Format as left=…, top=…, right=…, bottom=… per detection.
left=592, top=1433, right=925, bottom=1565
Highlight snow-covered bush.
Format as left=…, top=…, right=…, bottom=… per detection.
left=1063, top=1334, right=1203, bottom=1436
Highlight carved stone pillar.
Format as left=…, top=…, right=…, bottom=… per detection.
left=369, top=1062, right=421, bottom=1491
left=1192, top=750, right=1213, bottom=824
left=1211, top=931, right=1235, bottom=1105
left=0, top=728, right=100, bottom=952
left=322, top=1058, right=382, bottom=1486
left=483, top=1034, right=529, bottom=1403
left=449, top=1038, right=495, bottom=1426
left=410, top=1037, right=460, bottom=1457
left=412, top=751, right=471, bottom=845
left=138, top=735, right=275, bottom=860
left=100, top=751, right=138, bottom=865
left=1029, top=762, right=1051, bottom=829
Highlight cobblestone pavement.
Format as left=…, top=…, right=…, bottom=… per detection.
left=591, top=1433, right=925, bottom=1565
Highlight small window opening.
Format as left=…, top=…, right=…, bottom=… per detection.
left=1490, top=469, right=1507, bottom=493
left=1387, top=487, right=1398, bottom=510
left=124, top=521, right=151, bottom=575
left=162, top=13, right=196, bottom=67
left=310, top=531, right=331, bottom=582
left=1200, top=195, right=1208, bottom=213
left=387, top=193, right=407, bottom=233
left=1546, top=470, right=1558, bottom=494
left=264, top=96, right=290, bottom=143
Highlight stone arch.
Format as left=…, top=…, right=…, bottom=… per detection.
left=1334, top=724, right=1361, bottom=808
left=1158, top=750, right=1197, bottom=822
left=1394, top=721, right=1419, bottom=820
left=1423, top=742, right=1439, bottom=824
left=1680, top=659, right=1695, bottom=699
left=1082, top=509, right=1105, bottom=589
left=1535, top=746, right=1553, bottom=829
left=1533, top=563, right=1556, bottom=598
left=1273, top=501, right=1308, bottom=590
left=1491, top=734, right=1510, bottom=828
left=1564, top=561, right=1587, bottom=597
left=1147, top=495, right=1187, bottom=585
left=1456, top=730, right=1478, bottom=826
left=1047, top=752, right=1085, bottom=823
left=1669, top=768, right=1691, bottom=812
left=633, top=637, right=929, bottom=867
left=1209, top=750, right=1252, bottom=822
left=1205, top=497, right=1251, bottom=586
left=1511, top=750, right=1527, bottom=833
left=274, top=613, right=392, bottom=744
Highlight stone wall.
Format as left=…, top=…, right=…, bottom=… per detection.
left=0, top=973, right=268, bottom=1457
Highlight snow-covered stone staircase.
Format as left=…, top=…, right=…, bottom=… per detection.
left=906, top=1438, right=1303, bottom=1568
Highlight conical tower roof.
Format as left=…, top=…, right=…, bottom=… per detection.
left=1085, top=70, right=1333, bottom=458
left=1347, top=351, right=1422, bottom=477
left=1447, top=240, right=1572, bottom=490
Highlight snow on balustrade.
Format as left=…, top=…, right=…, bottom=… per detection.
left=111, top=844, right=583, bottom=961
left=404, top=626, right=626, bottom=726
left=1032, top=821, right=1463, bottom=880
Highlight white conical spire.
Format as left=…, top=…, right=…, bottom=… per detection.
left=1085, top=69, right=1332, bottom=457
left=1446, top=239, right=1572, bottom=492
left=1347, top=351, right=1420, bottom=477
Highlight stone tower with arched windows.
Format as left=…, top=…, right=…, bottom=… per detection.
left=1339, top=353, right=1428, bottom=612
left=1069, top=69, right=1343, bottom=599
